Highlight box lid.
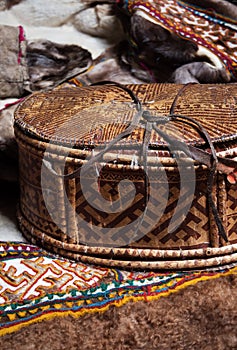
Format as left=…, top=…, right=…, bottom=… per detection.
left=14, top=83, right=237, bottom=149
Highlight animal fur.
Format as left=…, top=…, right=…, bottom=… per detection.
left=115, top=0, right=237, bottom=84
left=26, top=40, right=92, bottom=91
left=1, top=273, right=237, bottom=350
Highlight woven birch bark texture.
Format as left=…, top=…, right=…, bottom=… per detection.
left=14, top=83, right=237, bottom=269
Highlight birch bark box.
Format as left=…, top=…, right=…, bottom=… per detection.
left=14, top=83, right=237, bottom=269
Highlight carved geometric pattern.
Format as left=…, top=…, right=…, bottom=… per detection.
left=19, top=139, right=237, bottom=250
left=74, top=167, right=211, bottom=248
left=132, top=183, right=209, bottom=249
left=226, top=185, right=237, bottom=213
left=227, top=215, right=237, bottom=242
left=15, top=80, right=237, bottom=251
left=19, top=148, right=67, bottom=237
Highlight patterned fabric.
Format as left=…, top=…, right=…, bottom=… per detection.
left=119, top=0, right=237, bottom=80
left=0, top=242, right=237, bottom=336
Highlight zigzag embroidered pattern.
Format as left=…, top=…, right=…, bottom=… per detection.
left=0, top=242, right=237, bottom=336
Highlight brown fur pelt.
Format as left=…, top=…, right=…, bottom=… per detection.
left=126, top=14, right=231, bottom=84
left=115, top=0, right=237, bottom=84
left=1, top=273, right=237, bottom=349
left=26, top=40, right=92, bottom=91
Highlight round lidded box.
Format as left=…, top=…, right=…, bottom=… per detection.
left=14, top=82, right=237, bottom=269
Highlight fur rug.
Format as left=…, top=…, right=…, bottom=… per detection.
left=1, top=275, right=236, bottom=350
left=0, top=242, right=236, bottom=350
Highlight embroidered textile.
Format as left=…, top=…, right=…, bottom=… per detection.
left=120, top=0, right=237, bottom=79
left=0, top=242, right=237, bottom=336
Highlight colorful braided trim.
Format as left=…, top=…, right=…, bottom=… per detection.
left=0, top=242, right=237, bottom=336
